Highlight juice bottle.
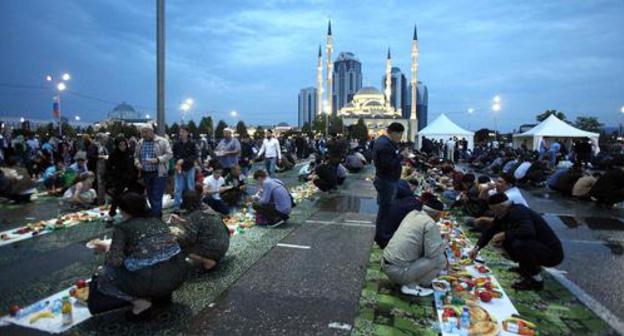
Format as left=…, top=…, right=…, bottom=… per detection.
left=61, top=296, right=73, bottom=326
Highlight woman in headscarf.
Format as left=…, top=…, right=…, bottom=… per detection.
left=106, top=135, right=143, bottom=218
left=89, top=192, right=188, bottom=316
left=170, top=191, right=230, bottom=271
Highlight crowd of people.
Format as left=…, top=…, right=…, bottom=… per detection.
left=0, top=123, right=374, bottom=319
left=371, top=123, right=582, bottom=297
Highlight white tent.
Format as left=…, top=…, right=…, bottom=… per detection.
left=512, top=114, right=600, bottom=153
left=417, top=114, right=474, bottom=150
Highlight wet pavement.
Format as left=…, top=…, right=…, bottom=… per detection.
left=521, top=187, right=624, bottom=323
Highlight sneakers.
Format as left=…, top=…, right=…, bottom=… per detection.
left=268, top=219, right=286, bottom=228
left=512, top=277, right=544, bottom=291
left=400, top=283, right=434, bottom=297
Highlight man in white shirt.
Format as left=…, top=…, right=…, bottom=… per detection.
left=513, top=161, right=532, bottom=182
left=257, top=130, right=281, bottom=177
left=202, top=167, right=231, bottom=214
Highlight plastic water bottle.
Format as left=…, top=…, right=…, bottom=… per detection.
left=15, top=300, right=50, bottom=319
left=460, top=306, right=471, bottom=335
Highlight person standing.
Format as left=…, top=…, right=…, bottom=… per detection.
left=106, top=136, right=143, bottom=218
left=135, top=126, right=172, bottom=218
left=372, top=123, right=404, bottom=243
left=215, top=128, right=241, bottom=176
left=257, top=130, right=281, bottom=177
left=172, top=126, right=198, bottom=213
left=93, top=133, right=110, bottom=205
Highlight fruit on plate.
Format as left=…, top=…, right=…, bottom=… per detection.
left=9, top=304, right=21, bottom=316
left=76, top=279, right=87, bottom=289
left=29, top=310, right=54, bottom=324
left=469, top=321, right=499, bottom=336
left=476, top=264, right=490, bottom=273
left=70, top=284, right=89, bottom=304
left=469, top=305, right=491, bottom=323
left=479, top=290, right=493, bottom=303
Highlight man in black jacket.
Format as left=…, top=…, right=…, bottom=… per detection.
left=173, top=126, right=198, bottom=212
left=469, top=193, right=564, bottom=291
left=372, top=123, right=405, bottom=243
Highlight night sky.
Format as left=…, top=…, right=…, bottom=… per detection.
left=1, top=0, right=623, bottom=131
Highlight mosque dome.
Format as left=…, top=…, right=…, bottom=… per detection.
left=108, top=102, right=142, bottom=121
left=355, top=86, right=383, bottom=97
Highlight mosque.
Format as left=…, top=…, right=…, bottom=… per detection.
left=316, top=21, right=421, bottom=141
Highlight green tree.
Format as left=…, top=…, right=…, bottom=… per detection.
left=536, top=109, right=567, bottom=122
left=187, top=120, right=198, bottom=138
left=328, top=115, right=344, bottom=135
left=301, top=122, right=312, bottom=136
left=215, top=120, right=227, bottom=139
left=236, top=121, right=249, bottom=138
left=169, top=122, right=180, bottom=137
left=85, top=125, right=95, bottom=135
left=351, top=118, right=369, bottom=142
left=253, top=126, right=265, bottom=140
left=312, top=115, right=327, bottom=135
left=574, top=116, right=603, bottom=133
left=198, top=116, right=214, bottom=137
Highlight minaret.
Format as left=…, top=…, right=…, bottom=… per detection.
left=326, top=20, right=334, bottom=117
left=409, top=24, right=419, bottom=142
left=316, top=45, right=323, bottom=117
left=385, top=48, right=392, bottom=112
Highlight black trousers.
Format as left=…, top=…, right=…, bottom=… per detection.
left=253, top=202, right=289, bottom=224
left=504, top=239, right=564, bottom=277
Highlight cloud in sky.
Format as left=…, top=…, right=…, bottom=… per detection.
left=0, top=0, right=623, bottom=130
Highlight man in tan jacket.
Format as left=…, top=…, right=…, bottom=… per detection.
left=134, top=126, right=173, bottom=218
left=381, top=197, right=447, bottom=297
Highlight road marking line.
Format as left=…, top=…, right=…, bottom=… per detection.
left=344, top=219, right=373, bottom=224
left=305, top=219, right=374, bottom=228
left=328, top=322, right=352, bottom=331
left=545, top=268, right=624, bottom=335
left=276, top=243, right=311, bottom=249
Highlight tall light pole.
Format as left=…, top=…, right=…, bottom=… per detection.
left=492, top=95, right=501, bottom=138
left=46, top=73, right=70, bottom=137
left=620, top=106, right=624, bottom=138
left=156, top=0, right=166, bottom=135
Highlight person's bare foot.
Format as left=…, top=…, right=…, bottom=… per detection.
left=202, top=259, right=217, bottom=270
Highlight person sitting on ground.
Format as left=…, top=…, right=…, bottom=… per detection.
left=375, top=179, right=423, bottom=248
left=221, top=164, right=247, bottom=207
left=0, top=156, right=37, bottom=203
left=572, top=172, right=601, bottom=199
left=344, top=151, right=365, bottom=173
left=88, top=192, right=188, bottom=316
left=297, top=160, right=316, bottom=182
left=551, top=162, right=583, bottom=196
left=469, top=193, right=564, bottom=291
left=523, top=158, right=549, bottom=186
left=42, top=160, right=65, bottom=194
left=252, top=169, right=292, bottom=227
left=336, top=163, right=347, bottom=185
left=547, top=166, right=569, bottom=191
left=68, top=151, right=89, bottom=174
left=460, top=173, right=489, bottom=217
left=202, top=166, right=231, bottom=215
left=63, top=171, right=97, bottom=208
left=513, top=159, right=532, bottom=183
left=170, top=191, right=230, bottom=271
left=309, top=156, right=338, bottom=192
left=381, top=196, right=447, bottom=297
left=588, top=156, right=624, bottom=207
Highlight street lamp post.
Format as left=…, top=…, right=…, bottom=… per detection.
left=46, top=73, right=70, bottom=137
left=620, top=106, right=624, bottom=138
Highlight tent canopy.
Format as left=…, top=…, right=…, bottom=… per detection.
left=418, top=114, right=474, bottom=150
left=512, top=114, right=600, bottom=153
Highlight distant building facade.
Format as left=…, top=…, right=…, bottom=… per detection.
left=298, top=87, right=317, bottom=127
left=333, top=52, right=363, bottom=114
left=381, top=67, right=408, bottom=118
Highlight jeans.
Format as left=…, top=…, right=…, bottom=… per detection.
left=173, top=168, right=196, bottom=210
left=144, top=172, right=167, bottom=218
left=505, top=239, right=564, bottom=277
left=265, top=157, right=277, bottom=176
left=373, top=177, right=398, bottom=240
left=253, top=202, right=289, bottom=225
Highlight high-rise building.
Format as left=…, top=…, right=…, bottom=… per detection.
left=381, top=67, right=408, bottom=118
left=406, top=81, right=429, bottom=131
left=333, top=52, right=362, bottom=115
left=298, top=87, right=317, bottom=127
